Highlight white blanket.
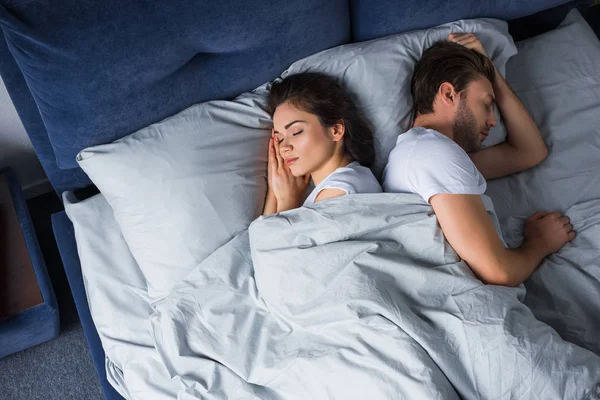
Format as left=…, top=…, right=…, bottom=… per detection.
left=151, top=194, right=600, bottom=399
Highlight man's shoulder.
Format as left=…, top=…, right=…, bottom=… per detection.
left=401, top=127, right=466, bottom=162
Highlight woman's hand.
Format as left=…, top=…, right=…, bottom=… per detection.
left=268, top=136, right=309, bottom=212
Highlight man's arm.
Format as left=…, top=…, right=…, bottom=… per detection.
left=430, top=193, right=574, bottom=286
left=470, top=69, right=548, bottom=180
left=448, top=33, right=548, bottom=180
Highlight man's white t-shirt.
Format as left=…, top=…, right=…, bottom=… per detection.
left=382, top=127, right=486, bottom=202
left=304, top=161, right=382, bottom=206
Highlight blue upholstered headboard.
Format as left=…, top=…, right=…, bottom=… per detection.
left=0, top=0, right=352, bottom=193
left=349, top=0, right=572, bottom=41
left=0, top=0, right=570, bottom=195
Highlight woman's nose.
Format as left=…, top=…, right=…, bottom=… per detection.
left=280, top=141, right=292, bottom=152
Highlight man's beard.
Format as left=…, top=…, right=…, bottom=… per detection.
left=453, top=97, right=481, bottom=153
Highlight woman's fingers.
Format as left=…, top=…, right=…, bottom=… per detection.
left=283, top=162, right=294, bottom=175
left=268, top=137, right=278, bottom=174
left=268, top=137, right=275, bottom=162
left=273, top=136, right=283, bottom=170
left=270, top=139, right=278, bottom=175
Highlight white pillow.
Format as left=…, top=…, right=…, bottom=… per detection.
left=505, top=9, right=600, bottom=93
left=282, top=18, right=517, bottom=178
left=485, top=9, right=600, bottom=355
left=77, top=88, right=271, bottom=301
left=63, top=192, right=180, bottom=399
left=488, top=9, right=600, bottom=219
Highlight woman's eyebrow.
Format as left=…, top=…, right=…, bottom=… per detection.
left=285, top=120, right=305, bottom=129
left=274, top=120, right=305, bottom=135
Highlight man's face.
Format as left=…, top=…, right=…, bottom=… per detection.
left=452, top=77, right=497, bottom=153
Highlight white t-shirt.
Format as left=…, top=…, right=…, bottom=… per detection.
left=382, top=127, right=486, bottom=202
left=304, top=161, right=382, bottom=206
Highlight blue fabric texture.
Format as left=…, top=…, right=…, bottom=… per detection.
left=0, top=168, right=59, bottom=359
left=350, top=0, right=572, bottom=41
left=0, top=0, right=350, bottom=171
left=0, top=35, right=92, bottom=194
left=51, top=211, right=123, bottom=400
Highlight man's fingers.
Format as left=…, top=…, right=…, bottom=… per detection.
left=453, top=35, right=476, bottom=43
left=529, top=211, right=548, bottom=220
left=565, top=223, right=574, bottom=232
left=462, top=38, right=480, bottom=47
left=540, top=211, right=562, bottom=221
left=448, top=33, right=474, bottom=40
left=456, top=38, right=480, bottom=49
left=559, top=216, right=570, bottom=225
left=568, top=231, right=577, bottom=241
left=449, top=34, right=477, bottom=44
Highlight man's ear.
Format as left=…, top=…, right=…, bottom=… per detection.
left=331, top=121, right=346, bottom=142
left=438, top=82, right=458, bottom=108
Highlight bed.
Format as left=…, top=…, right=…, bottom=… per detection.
left=1, top=1, right=599, bottom=399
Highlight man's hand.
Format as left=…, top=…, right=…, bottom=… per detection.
left=430, top=194, right=571, bottom=287
left=448, top=33, right=488, bottom=57
left=524, top=212, right=576, bottom=256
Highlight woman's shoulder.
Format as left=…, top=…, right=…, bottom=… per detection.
left=333, top=162, right=382, bottom=194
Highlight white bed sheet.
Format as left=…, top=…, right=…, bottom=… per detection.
left=64, top=193, right=179, bottom=400
left=487, top=9, right=600, bottom=355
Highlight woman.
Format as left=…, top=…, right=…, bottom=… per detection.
left=263, top=72, right=381, bottom=215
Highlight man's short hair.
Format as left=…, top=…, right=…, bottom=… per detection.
left=411, top=41, right=496, bottom=116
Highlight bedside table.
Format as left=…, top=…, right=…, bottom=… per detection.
left=0, top=168, right=59, bottom=358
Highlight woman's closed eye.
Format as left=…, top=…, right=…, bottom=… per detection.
left=277, top=130, right=303, bottom=144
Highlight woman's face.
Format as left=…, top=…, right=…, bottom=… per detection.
left=272, top=101, right=339, bottom=177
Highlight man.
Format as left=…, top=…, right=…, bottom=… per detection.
left=383, top=34, right=575, bottom=287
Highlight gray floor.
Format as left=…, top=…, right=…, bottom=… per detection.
left=0, top=192, right=102, bottom=400
left=0, top=325, right=102, bottom=400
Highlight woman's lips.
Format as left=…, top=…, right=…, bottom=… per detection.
left=285, top=157, right=298, bottom=166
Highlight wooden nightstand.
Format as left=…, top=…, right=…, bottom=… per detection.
left=0, top=168, right=59, bottom=358
left=0, top=172, right=44, bottom=318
